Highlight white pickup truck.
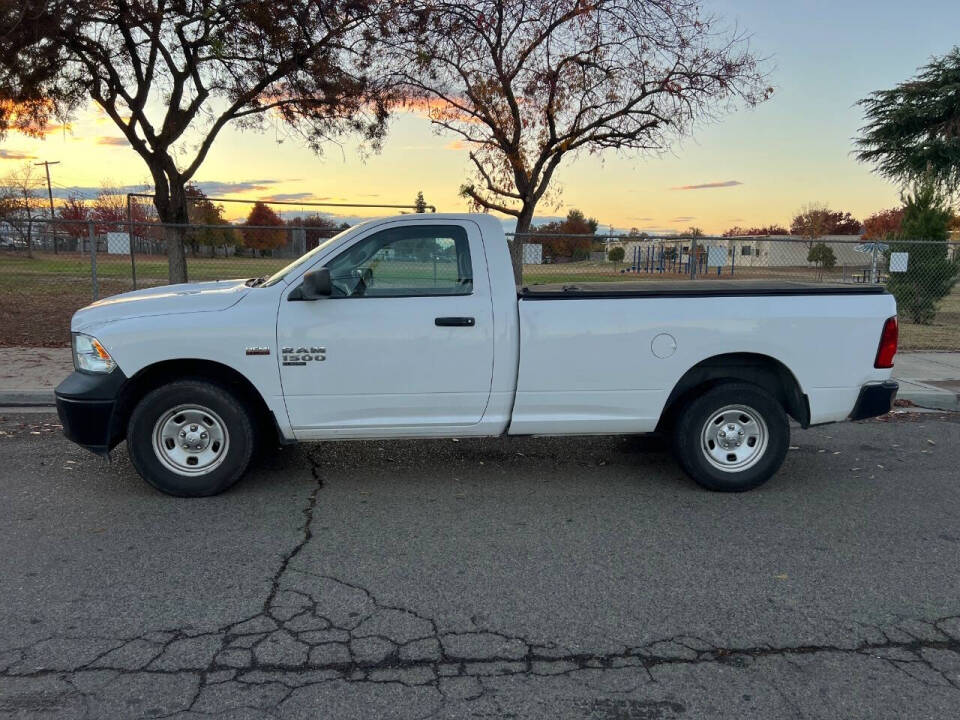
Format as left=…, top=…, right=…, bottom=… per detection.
left=55, top=214, right=899, bottom=496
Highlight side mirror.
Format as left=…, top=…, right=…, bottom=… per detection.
left=293, top=268, right=332, bottom=300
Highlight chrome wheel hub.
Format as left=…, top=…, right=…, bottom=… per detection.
left=152, top=405, right=229, bottom=476
left=701, top=405, right=768, bottom=473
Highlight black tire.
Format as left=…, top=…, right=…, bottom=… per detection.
left=127, top=379, right=255, bottom=497
left=672, top=382, right=789, bottom=492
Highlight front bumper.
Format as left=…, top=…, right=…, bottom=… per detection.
left=849, top=381, right=899, bottom=421
left=55, top=369, right=127, bottom=456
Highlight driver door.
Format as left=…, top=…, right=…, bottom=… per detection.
left=276, top=220, right=495, bottom=438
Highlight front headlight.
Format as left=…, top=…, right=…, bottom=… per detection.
left=73, top=333, right=117, bottom=374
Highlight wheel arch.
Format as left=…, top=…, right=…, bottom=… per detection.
left=657, top=353, right=809, bottom=432
left=110, top=358, right=279, bottom=447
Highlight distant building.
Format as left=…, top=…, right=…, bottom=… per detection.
left=610, top=235, right=869, bottom=270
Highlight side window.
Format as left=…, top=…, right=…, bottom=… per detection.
left=325, top=225, right=473, bottom=298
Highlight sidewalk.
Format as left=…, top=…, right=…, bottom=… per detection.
left=0, top=347, right=73, bottom=407
left=0, top=347, right=957, bottom=411
left=891, top=352, right=960, bottom=411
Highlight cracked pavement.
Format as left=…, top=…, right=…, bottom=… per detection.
left=1, top=411, right=959, bottom=718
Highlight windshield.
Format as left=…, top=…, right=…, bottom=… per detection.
left=260, top=227, right=353, bottom=287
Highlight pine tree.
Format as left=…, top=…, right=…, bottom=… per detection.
left=414, top=191, right=428, bottom=213
left=887, top=184, right=959, bottom=324
left=856, top=47, right=960, bottom=192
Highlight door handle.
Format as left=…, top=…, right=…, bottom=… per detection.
left=435, top=316, right=475, bottom=327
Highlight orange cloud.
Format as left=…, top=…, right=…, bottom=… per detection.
left=96, top=136, right=128, bottom=146
left=444, top=140, right=466, bottom=150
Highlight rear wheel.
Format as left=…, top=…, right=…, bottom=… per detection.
left=672, top=382, right=789, bottom=492
left=127, top=379, right=255, bottom=497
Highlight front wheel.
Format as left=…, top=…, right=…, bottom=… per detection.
left=127, top=379, right=255, bottom=497
left=672, top=382, right=789, bottom=492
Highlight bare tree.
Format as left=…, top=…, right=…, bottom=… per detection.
left=396, top=0, right=770, bottom=238
left=0, top=163, right=45, bottom=257
left=0, top=1, right=397, bottom=282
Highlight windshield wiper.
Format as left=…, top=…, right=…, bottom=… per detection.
left=246, top=275, right=268, bottom=287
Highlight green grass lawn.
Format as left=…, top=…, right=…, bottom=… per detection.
left=0, top=251, right=290, bottom=283
left=898, top=283, right=960, bottom=351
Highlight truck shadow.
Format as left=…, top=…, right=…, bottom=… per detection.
left=243, top=432, right=690, bottom=495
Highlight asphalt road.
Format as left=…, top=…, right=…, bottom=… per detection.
left=1, top=410, right=959, bottom=720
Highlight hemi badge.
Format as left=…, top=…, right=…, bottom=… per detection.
left=245, top=347, right=271, bottom=356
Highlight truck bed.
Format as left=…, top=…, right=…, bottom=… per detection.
left=520, top=279, right=888, bottom=299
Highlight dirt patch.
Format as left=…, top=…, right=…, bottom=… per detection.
left=0, top=281, right=132, bottom=347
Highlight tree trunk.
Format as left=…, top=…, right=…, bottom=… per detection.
left=153, top=180, right=189, bottom=285
left=163, top=223, right=188, bottom=284
left=511, top=202, right=536, bottom=286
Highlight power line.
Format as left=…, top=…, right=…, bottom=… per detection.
left=50, top=182, right=98, bottom=200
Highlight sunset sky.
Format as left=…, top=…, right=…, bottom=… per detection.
left=1, top=0, right=958, bottom=234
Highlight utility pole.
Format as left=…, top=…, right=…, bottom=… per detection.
left=34, top=160, right=60, bottom=253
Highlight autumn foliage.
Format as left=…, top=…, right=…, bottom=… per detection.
left=862, top=208, right=905, bottom=240
left=242, top=202, right=285, bottom=252
left=288, top=213, right=348, bottom=250
left=790, top=205, right=862, bottom=236
left=530, top=209, right=599, bottom=261
left=56, top=195, right=89, bottom=239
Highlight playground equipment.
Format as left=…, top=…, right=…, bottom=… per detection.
left=629, top=241, right=734, bottom=277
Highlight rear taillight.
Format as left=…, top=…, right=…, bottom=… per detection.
left=874, top=316, right=898, bottom=369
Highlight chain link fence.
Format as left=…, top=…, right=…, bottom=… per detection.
left=508, top=232, right=960, bottom=352
left=1, top=220, right=958, bottom=351
left=0, top=217, right=341, bottom=346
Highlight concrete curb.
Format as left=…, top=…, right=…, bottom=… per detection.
left=895, top=380, right=960, bottom=412
left=0, top=389, right=56, bottom=407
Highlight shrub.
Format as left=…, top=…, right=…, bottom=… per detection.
left=807, top=242, right=836, bottom=279
left=608, top=246, right=625, bottom=264
left=887, top=184, right=959, bottom=324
